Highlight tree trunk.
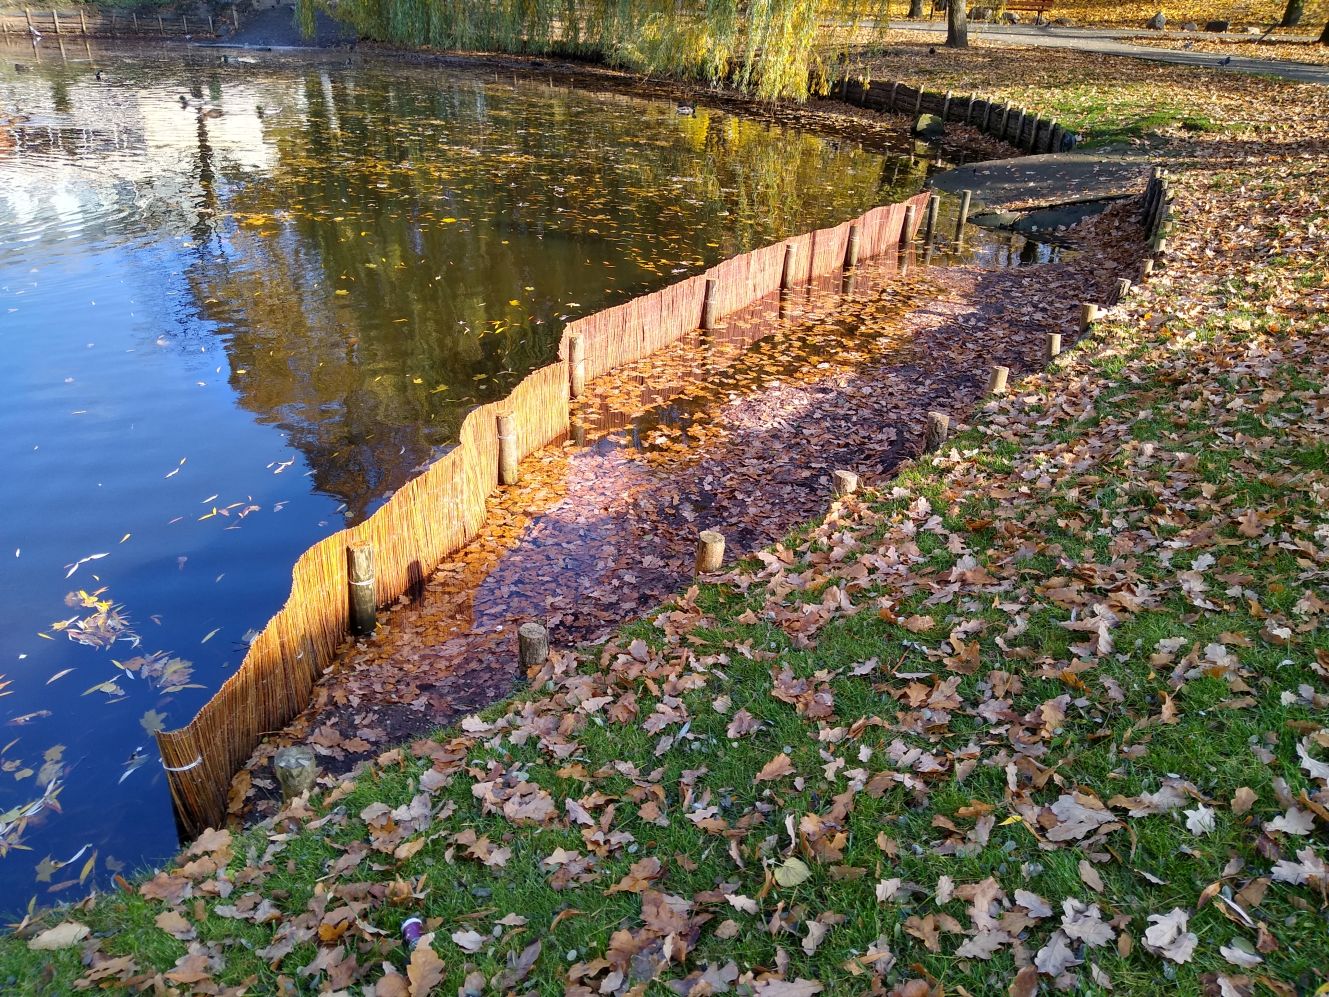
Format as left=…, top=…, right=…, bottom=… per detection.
left=1280, top=0, right=1304, bottom=27
left=946, top=0, right=968, bottom=47
left=908, top=0, right=925, bottom=19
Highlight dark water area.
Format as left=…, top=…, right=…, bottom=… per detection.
left=0, top=42, right=939, bottom=908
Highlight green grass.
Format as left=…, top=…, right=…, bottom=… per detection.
left=3, top=317, right=1326, bottom=993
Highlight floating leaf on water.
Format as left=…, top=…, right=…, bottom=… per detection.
left=140, top=709, right=167, bottom=735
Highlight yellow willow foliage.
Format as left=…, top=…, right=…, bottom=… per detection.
left=298, top=0, right=893, bottom=100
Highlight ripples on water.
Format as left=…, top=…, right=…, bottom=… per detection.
left=0, top=42, right=940, bottom=907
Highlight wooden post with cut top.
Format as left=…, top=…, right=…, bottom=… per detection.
left=517, top=622, right=549, bottom=670
left=986, top=366, right=1009, bottom=395
left=695, top=530, right=725, bottom=575
left=700, top=277, right=719, bottom=330
left=567, top=332, right=586, bottom=398
left=923, top=412, right=950, bottom=452
left=347, top=543, right=376, bottom=637
left=832, top=470, right=859, bottom=497
left=497, top=412, right=519, bottom=485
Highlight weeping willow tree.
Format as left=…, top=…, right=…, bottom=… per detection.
left=297, top=0, right=893, bottom=100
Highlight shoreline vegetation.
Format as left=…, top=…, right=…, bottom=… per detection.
left=2, top=30, right=1328, bottom=997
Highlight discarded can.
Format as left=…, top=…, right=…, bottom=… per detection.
left=402, top=917, right=424, bottom=950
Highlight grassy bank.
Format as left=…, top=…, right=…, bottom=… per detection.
left=3, top=51, right=1328, bottom=997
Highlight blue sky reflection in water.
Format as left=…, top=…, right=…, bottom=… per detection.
left=0, top=46, right=924, bottom=907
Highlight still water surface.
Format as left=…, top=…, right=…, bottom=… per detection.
left=0, top=44, right=927, bottom=906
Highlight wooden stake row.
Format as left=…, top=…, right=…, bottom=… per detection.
left=833, top=78, right=1077, bottom=153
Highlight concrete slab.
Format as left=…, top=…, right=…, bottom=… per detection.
left=930, top=152, right=1148, bottom=209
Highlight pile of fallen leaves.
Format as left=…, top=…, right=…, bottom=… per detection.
left=4, top=43, right=1329, bottom=997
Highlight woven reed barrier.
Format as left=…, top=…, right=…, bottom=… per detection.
left=155, top=167, right=927, bottom=835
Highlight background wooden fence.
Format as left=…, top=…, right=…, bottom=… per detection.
left=0, top=6, right=233, bottom=39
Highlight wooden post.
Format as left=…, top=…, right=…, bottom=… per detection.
left=1046, top=333, right=1062, bottom=360
left=956, top=189, right=972, bottom=241
left=923, top=412, right=950, bottom=453
left=274, top=746, right=318, bottom=801
left=79, top=9, right=87, bottom=34
left=999, top=102, right=1012, bottom=137
left=924, top=193, right=940, bottom=246
left=50, top=8, right=59, bottom=34
left=1141, top=259, right=1154, bottom=279
left=158, top=15, right=164, bottom=36
left=1050, top=124, right=1064, bottom=153
left=889, top=82, right=899, bottom=111
left=844, top=224, right=860, bottom=269
left=517, top=622, right=549, bottom=670
left=941, top=90, right=952, bottom=121
left=986, top=366, right=1009, bottom=395
left=208, top=15, right=214, bottom=34
left=901, top=204, right=917, bottom=247
left=831, top=470, right=859, bottom=497
left=700, top=277, right=718, bottom=330
left=913, top=87, right=923, bottom=116
left=964, top=94, right=976, bottom=123
left=982, top=98, right=994, bottom=132
left=347, top=542, right=376, bottom=637
left=567, top=332, right=586, bottom=398
left=1081, top=303, right=1100, bottom=331
left=780, top=243, right=796, bottom=291
left=1152, top=236, right=1169, bottom=256
left=497, top=412, right=519, bottom=485
left=1115, top=277, right=1132, bottom=303
left=695, top=530, right=725, bottom=575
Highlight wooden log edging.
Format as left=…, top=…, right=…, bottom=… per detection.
left=834, top=77, right=1077, bottom=153
left=155, top=188, right=931, bottom=836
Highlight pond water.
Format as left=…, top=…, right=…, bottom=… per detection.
left=0, top=43, right=934, bottom=907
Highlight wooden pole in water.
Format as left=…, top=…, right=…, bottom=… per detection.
left=1046, top=332, right=1062, bottom=361
left=567, top=332, right=586, bottom=398
left=956, top=190, right=972, bottom=241
left=901, top=204, right=917, bottom=247
left=923, top=412, right=950, bottom=452
left=347, top=543, right=376, bottom=637
left=700, top=277, right=719, bottom=330
left=780, top=243, right=796, bottom=291
left=79, top=9, right=87, bottom=34
left=497, top=412, right=519, bottom=485
left=695, top=530, right=725, bottom=575
left=831, top=470, right=859, bottom=497
left=50, top=9, right=59, bottom=35
left=986, top=365, right=1009, bottom=395
left=517, top=622, right=549, bottom=670
left=924, top=193, right=940, bottom=246
left=844, top=224, right=860, bottom=269
left=274, top=745, right=318, bottom=801
left=1081, top=303, right=1100, bottom=331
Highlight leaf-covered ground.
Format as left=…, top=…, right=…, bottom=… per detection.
left=3, top=47, right=1329, bottom=997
